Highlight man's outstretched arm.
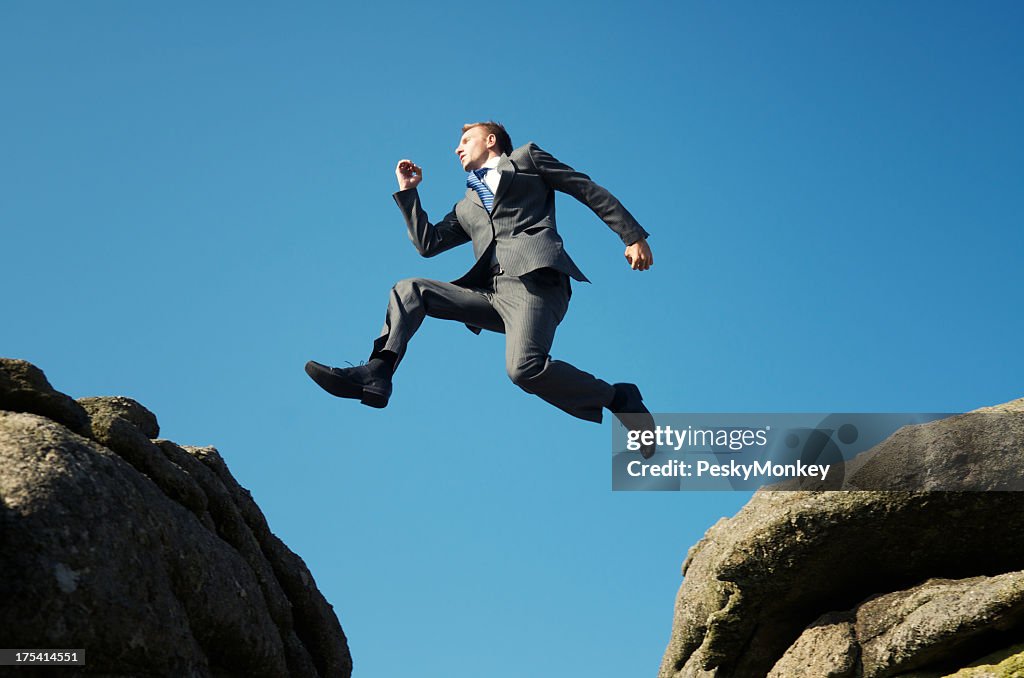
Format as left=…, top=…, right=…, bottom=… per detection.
left=393, top=159, right=471, bottom=257
left=524, top=143, right=653, bottom=271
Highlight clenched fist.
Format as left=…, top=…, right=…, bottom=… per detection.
left=625, top=238, right=653, bottom=271
left=396, top=159, right=423, bottom=191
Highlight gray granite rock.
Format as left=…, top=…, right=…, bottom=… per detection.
left=0, top=358, right=351, bottom=677
left=769, top=574, right=1024, bottom=678
left=767, top=612, right=857, bottom=678
left=78, top=395, right=160, bottom=439
left=659, top=399, right=1024, bottom=678
left=0, top=358, right=89, bottom=435
left=856, top=573, right=1024, bottom=676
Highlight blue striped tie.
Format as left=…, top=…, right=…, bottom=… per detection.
left=466, top=168, right=494, bottom=212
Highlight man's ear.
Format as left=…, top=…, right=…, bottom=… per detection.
left=486, top=134, right=497, bottom=150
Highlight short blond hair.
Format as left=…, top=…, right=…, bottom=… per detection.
left=462, top=121, right=513, bottom=155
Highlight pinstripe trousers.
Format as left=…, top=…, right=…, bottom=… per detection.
left=370, top=268, right=617, bottom=423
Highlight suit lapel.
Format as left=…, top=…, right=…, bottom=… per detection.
left=465, top=186, right=484, bottom=209
left=490, top=154, right=515, bottom=210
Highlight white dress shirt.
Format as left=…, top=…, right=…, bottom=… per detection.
left=478, top=155, right=502, bottom=195
left=477, top=156, right=504, bottom=271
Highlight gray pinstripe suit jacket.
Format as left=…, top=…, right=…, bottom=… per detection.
left=392, top=142, right=649, bottom=288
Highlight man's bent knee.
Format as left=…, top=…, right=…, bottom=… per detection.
left=392, top=277, right=426, bottom=297
left=507, top=355, right=547, bottom=392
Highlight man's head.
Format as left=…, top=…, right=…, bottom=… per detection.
left=456, top=121, right=512, bottom=171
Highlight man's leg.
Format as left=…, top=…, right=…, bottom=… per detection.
left=490, top=269, right=617, bottom=423
left=371, top=277, right=503, bottom=368
left=307, top=277, right=502, bottom=406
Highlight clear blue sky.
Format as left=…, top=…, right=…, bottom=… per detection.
left=3, top=2, right=1022, bottom=676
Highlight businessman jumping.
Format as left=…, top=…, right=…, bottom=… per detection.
left=306, top=121, right=656, bottom=456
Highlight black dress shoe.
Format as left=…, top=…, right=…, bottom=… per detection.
left=305, top=360, right=392, bottom=408
left=610, top=383, right=656, bottom=459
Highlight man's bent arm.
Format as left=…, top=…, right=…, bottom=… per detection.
left=393, top=188, right=471, bottom=257
left=524, top=142, right=650, bottom=247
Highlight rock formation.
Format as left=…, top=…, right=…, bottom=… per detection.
left=659, top=399, right=1024, bottom=677
left=0, top=358, right=352, bottom=677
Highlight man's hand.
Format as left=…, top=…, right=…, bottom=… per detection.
left=625, top=238, right=653, bottom=271
left=396, top=159, right=423, bottom=191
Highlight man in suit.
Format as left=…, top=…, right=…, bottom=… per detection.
left=306, top=121, right=656, bottom=455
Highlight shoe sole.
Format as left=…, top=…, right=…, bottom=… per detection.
left=360, top=390, right=389, bottom=408
left=305, top=361, right=390, bottom=408
left=362, top=387, right=389, bottom=409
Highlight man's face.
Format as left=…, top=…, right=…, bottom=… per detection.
left=455, top=126, right=496, bottom=171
